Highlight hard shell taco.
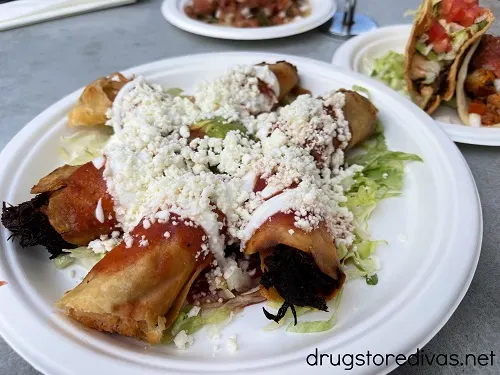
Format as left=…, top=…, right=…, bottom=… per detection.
left=405, top=0, right=494, bottom=114
left=457, top=35, right=500, bottom=127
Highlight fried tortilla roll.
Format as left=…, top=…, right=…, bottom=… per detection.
left=404, top=0, right=494, bottom=114
left=31, top=161, right=116, bottom=246
left=271, top=89, right=378, bottom=165
left=194, top=62, right=300, bottom=115
left=337, top=89, right=378, bottom=149
left=2, top=161, right=116, bottom=258
left=260, top=61, right=300, bottom=102
left=57, top=216, right=212, bottom=344
left=68, top=73, right=131, bottom=127
left=244, top=213, right=345, bottom=323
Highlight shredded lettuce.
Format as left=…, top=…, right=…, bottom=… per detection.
left=53, top=247, right=105, bottom=269
left=59, top=126, right=113, bottom=165
left=164, top=304, right=234, bottom=343
left=263, top=302, right=312, bottom=331
left=339, top=123, right=422, bottom=283
left=370, top=51, right=408, bottom=96
left=285, top=291, right=343, bottom=333
left=404, top=3, right=423, bottom=19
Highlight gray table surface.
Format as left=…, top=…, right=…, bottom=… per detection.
left=1, top=0, right=499, bottom=374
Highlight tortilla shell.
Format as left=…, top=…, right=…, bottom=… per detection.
left=405, top=0, right=494, bottom=114
left=456, top=38, right=500, bottom=128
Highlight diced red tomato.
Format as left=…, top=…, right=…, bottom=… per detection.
left=468, top=101, right=488, bottom=115
left=441, top=0, right=481, bottom=27
left=433, top=37, right=452, bottom=53
left=429, top=19, right=447, bottom=41
left=440, top=0, right=454, bottom=16
left=449, top=4, right=479, bottom=26
left=429, top=20, right=452, bottom=53
left=461, top=4, right=480, bottom=27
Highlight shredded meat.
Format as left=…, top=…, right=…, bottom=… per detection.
left=470, top=35, right=500, bottom=78
left=260, top=245, right=339, bottom=324
left=1, top=194, right=76, bottom=258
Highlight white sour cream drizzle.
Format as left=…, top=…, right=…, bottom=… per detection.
left=253, top=65, right=280, bottom=98
left=95, top=198, right=104, bottom=223
left=92, top=155, right=105, bottom=170
left=240, top=189, right=296, bottom=247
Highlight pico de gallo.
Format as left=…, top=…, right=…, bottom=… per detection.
left=184, top=0, right=311, bottom=28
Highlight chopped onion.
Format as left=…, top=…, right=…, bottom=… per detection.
left=469, top=113, right=482, bottom=128
left=494, top=79, right=500, bottom=94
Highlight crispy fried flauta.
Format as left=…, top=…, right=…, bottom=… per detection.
left=31, top=162, right=116, bottom=246
left=265, top=61, right=300, bottom=102
left=340, top=90, right=379, bottom=149
left=57, top=216, right=212, bottom=344
left=244, top=213, right=345, bottom=322
left=68, top=73, right=131, bottom=127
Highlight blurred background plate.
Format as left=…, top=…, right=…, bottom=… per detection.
left=332, top=24, right=500, bottom=146
left=161, top=0, right=336, bottom=40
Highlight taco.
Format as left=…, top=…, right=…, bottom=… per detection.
left=457, top=35, right=500, bottom=127
left=405, top=0, right=494, bottom=114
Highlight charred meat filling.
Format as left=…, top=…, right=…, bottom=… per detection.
left=1, top=194, right=76, bottom=258
left=260, top=245, right=340, bottom=324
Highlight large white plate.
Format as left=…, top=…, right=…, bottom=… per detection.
left=161, top=0, right=336, bottom=40
left=332, top=24, right=500, bottom=146
left=0, top=52, right=482, bottom=375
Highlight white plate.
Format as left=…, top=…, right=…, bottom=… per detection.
left=332, top=24, right=500, bottom=146
left=0, top=52, right=482, bottom=375
left=161, top=0, right=336, bottom=40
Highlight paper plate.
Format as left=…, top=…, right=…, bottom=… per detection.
left=332, top=24, right=500, bottom=146
left=0, top=52, right=482, bottom=374
left=161, top=0, right=336, bottom=40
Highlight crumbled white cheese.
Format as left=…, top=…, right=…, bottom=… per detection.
left=88, top=236, right=121, bottom=254
left=187, top=306, right=201, bottom=318
left=194, top=65, right=278, bottom=116
left=206, top=325, right=221, bottom=340
left=226, top=334, right=238, bottom=353
left=173, top=330, right=194, bottom=350
left=102, top=67, right=358, bottom=297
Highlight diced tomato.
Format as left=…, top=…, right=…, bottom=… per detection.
left=429, top=19, right=447, bottom=42
left=441, top=0, right=478, bottom=16
left=434, top=37, right=452, bottom=53
left=440, top=0, right=454, bottom=17
left=450, top=4, right=479, bottom=26
left=468, top=101, right=488, bottom=115
left=461, top=4, right=480, bottom=27
left=429, top=20, right=452, bottom=53
left=442, top=0, right=481, bottom=27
